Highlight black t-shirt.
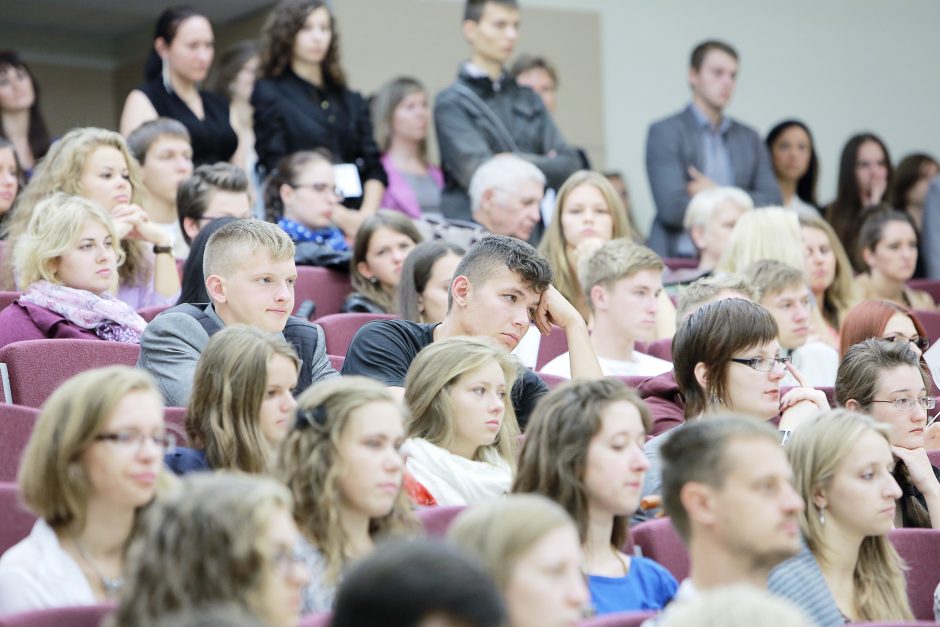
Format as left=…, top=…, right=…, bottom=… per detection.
left=342, top=319, right=547, bottom=429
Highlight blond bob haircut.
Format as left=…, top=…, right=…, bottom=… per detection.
left=715, top=208, right=805, bottom=275
left=13, top=192, right=125, bottom=290
left=203, top=218, right=295, bottom=280
left=275, top=376, right=417, bottom=584
left=404, top=336, right=521, bottom=467
left=579, top=238, right=663, bottom=309
left=539, top=170, right=636, bottom=319
left=447, top=493, right=575, bottom=591
left=786, top=410, right=913, bottom=622
left=110, top=472, right=293, bottom=627
left=187, top=324, right=300, bottom=473
left=18, top=366, right=164, bottom=532
left=799, top=211, right=859, bottom=330
left=512, top=378, right=651, bottom=551
left=1, top=127, right=146, bottom=289
left=683, top=186, right=753, bottom=230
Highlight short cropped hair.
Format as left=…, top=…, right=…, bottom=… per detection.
left=690, top=40, right=738, bottom=70
left=683, top=186, right=753, bottom=230
left=126, top=117, right=191, bottom=164
left=469, top=154, right=545, bottom=214
left=509, top=54, right=558, bottom=86
left=464, top=0, right=518, bottom=22
left=661, top=416, right=780, bottom=542
left=742, top=259, right=806, bottom=301
left=449, top=235, right=553, bottom=310
left=203, top=218, right=294, bottom=280
left=580, top=239, right=663, bottom=307
left=835, top=338, right=928, bottom=409
left=178, top=163, right=251, bottom=244
left=675, top=273, right=755, bottom=321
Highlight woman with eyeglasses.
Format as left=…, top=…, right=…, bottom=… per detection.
left=836, top=338, right=940, bottom=529
left=839, top=299, right=931, bottom=358
left=0, top=366, right=172, bottom=614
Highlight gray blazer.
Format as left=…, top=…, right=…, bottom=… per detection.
left=921, top=176, right=940, bottom=278
left=645, top=106, right=781, bottom=257
left=137, top=303, right=336, bottom=407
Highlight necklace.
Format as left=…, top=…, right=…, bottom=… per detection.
left=74, top=537, right=124, bottom=597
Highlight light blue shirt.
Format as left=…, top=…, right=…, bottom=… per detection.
left=688, top=103, right=734, bottom=186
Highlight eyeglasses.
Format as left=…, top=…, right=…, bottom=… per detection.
left=271, top=545, right=308, bottom=577
left=881, top=334, right=930, bottom=352
left=870, top=396, right=936, bottom=412
left=95, top=431, right=176, bottom=453
left=729, top=355, right=791, bottom=373
left=291, top=182, right=345, bottom=201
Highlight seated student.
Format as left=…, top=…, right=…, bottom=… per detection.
left=667, top=186, right=752, bottom=285
left=540, top=239, right=672, bottom=378
left=0, top=194, right=146, bottom=349
left=657, top=417, right=804, bottom=607
left=0, top=137, right=22, bottom=233
left=275, top=377, right=417, bottom=613
left=743, top=259, right=839, bottom=387
left=0, top=367, right=170, bottom=614
left=855, top=208, right=935, bottom=310
left=138, top=219, right=337, bottom=407
left=264, top=150, right=357, bottom=268
left=468, top=154, right=545, bottom=244
left=177, top=162, right=253, bottom=248
left=165, top=324, right=299, bottom=475
left=1, top=127, right=180, bottom=307
left=636, top=298, right=828, bottom=523
left=342, top=235, right=603, bottom=427
left=397, top=240, right=465, bottom=324
left=513, top=378, right=677, bottom=614
left=126, top=117, right=194, bottom=259
left=799, top=212, right=858, bottom=348
left=342, top=210, right=422, bottom=314
left=401, top=337, right=520, bottom=506
left=447, top=494, right=590, bottom=627
left=836, top=339, right=940, bottom=528
left=330, top=540, right=506, bottom=627
left=109, top=472, right=310, bottom=627
left=714, top=207, right=805, bottom=275
left=637, top=273, right=756, bottom=435
left=839, top=299, right=931, bottom=358
left=768, top=410, right=913, bottom=624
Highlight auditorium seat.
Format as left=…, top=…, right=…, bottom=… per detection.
left=636, top=338, right=673, bottom=361
left=928, top=449, right=940, bottom=465
left=328, top=354, right=345, bottom=372
left=913, top=309, right=940, bottom=344
left=164, top=406, right=188, bottom=445
left=315, top=313, right=397, bottom=356
left=908, top=279, right=940, bottom=304
left=888, top=527, right=940, bottom=621
left=580, top=611, right=656, bottom=627
left=662, top=257, right=698, bottom=271
left=136, top=304, right=170, bottom=323
left=415, top=505, right=466, bottom=538
left=298, top=613, right=331, bottom=627
left=294, top=266, right=353, bottom=318
left=536, top=372, right=568, bottom=390
left=0, top=339, right=141, bottom=407
left=534, top=325, right=568, bottom=371
left=0, top=291, right=19, bottom=314
left=0, top=605, right=115, bottom=627
left=0, top=482, right=36, bottom=556
left=630, top=517, right=689, bottom=581
left=0, top=404, right=39, bottom=482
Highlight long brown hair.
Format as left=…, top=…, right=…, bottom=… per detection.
left=259, top=0, right=346, bottom=87
left=349, top=210, right=422, bottom=313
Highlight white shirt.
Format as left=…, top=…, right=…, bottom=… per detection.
left=0, top=519, right=95, bottom=615
left=783, top=341, right=839, bottom=388
left=511, top=325, right=542, bottom=369
left=401, top=438, right=511, bottom=506
left=540, top=350, right=673, bottom=379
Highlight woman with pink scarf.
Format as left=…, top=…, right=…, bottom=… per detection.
left=0, top=193, right=146, bottom=348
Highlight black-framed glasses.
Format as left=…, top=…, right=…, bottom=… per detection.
left=291, top=182, right=345, bottom=200
left=729, top=355, right=791, bottom=373
left=870, top=396, right=936, bottom=412
left=95, top=431, right=176, bottom=453
left=881, top=334, right=930, bottom=352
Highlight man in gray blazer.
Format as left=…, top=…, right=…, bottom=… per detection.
left=646, top=40, right=780, bottom=258
left=137, top=219, right=337, bottom=406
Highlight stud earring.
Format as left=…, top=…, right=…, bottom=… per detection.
left=818, top=506, right=826, bottom=526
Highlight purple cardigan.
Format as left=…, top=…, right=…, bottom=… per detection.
left=380, top=153, right=444, bottom=218
left=0, top=301, right=99, bottom=349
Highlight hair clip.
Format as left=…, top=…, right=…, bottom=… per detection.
left=294, top=404, right=329, bottom=431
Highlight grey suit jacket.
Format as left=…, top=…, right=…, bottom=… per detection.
left=921, top=176, right=940, bottom=278
left=645, top=105, right=781, bottom=257
left=137, top=303, right=337, bottom=407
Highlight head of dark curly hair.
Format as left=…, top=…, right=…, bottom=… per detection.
left=259, top=0, right=346, bottom=87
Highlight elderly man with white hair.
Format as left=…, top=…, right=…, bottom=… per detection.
left=468, top=153, right=546, bottom=241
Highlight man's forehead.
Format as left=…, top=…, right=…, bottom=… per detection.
left=723, top=438, right=791, bottom=482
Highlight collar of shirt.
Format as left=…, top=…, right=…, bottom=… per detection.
left=461, top=61, right=507, bottom=91
left=688, top=102, right=731, bottom=135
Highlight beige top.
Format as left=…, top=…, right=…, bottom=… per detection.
left=855, top=273, right=936, bottom=311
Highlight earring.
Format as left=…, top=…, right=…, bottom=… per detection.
left=709, top=391, right=721, bottom=408
left=818, top=506, right=826, bottom=526
left=369, top=276, right=379, bottom=287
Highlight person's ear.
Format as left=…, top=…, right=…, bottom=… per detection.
left=680, top=482, right=719, bottom=528
left=861, top=246, right=875, bottom=269
left=687, top=66, right=700, bottom=91
left=689, top=224, right=707, bottom=251
left=844, top=398, right=861, bottom=411
left=154, top=37, right=170, bottom=59
left=279, top=183, right=295, bottom=208
left=693, top=361, right=709, bottom=390
left=417, top=293, right=425, bottom=315
left=812, top=485, right=828, bottom=513
left=357, top=260, right=374, bottom=279
left=590, top=284, right=608, bottom=311
left=205, top=274, right=227, bottom=304
left=461, top=19, right=478, bottom=46
left=451, top=275, right=472, bottom=309
left=182, top=217, right=200, bottom=242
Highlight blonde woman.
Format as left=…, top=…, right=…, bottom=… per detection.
left=448, top=494, right=590, bottom=627
left=275, top=376, right=417, bottom=613
left=0, top=194, right=146, bottom=349
left=110, top=472, right=309, bottom=627
left=0, top=367, right=171, bottom=614
left=799, top=212, right=858, bottom=347
left=166, top=324, right=300, bottom=475
left=1, top=126, right=180, bottom=307
left=768, top=410, right=913, bottom=624
left=402, top=337, right=521, bottom=506
left=538, top=170, right=636, bottom=321
left=715, top=207, right=805, bottom=274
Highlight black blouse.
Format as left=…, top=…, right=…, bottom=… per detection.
left=137, top=79, right=238, bottom=167
left=251, top=70, right=387, bottom=193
